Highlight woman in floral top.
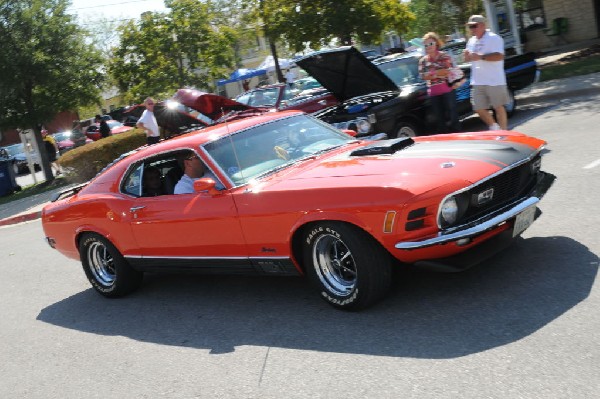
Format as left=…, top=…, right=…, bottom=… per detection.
left=418, top=32, right=461, bottom=133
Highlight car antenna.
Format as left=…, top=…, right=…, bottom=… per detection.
left=222, top=107, right=245, bottom=183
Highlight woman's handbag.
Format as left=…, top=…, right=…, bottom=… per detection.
left=447, top=67, right=466, bottom=89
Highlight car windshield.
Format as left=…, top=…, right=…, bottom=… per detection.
left=204, top=114, right=353, bottom=186
left=52, top=132, right=72, bottom=141
left=107, top=121, right=124, bottom=129
left=236, top=87, right=280, bottom=107
left=376, top=57, right=421, bottom=86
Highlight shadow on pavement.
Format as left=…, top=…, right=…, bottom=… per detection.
left=38, top=236, right=598, bottom=359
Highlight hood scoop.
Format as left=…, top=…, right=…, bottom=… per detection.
left=351, top=137, right=414, bottom=156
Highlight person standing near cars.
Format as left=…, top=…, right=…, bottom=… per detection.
left=463, top=14, right=509, bottom=131
left=419, top=32, right=461, bottom=133
left=42, top=129, right=61, bottom=176
left=96, top=115, right=111, bottom=138
left=136, top=97, right=160, bottom=145
left=284, top=69, right=296, bottom=88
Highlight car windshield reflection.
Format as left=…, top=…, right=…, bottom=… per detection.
left=204, top=114, right=353, bottom=185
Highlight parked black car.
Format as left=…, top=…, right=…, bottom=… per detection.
left=0, top=143, right=41, bottom=175
left=296, top=46, right=539, bottom=137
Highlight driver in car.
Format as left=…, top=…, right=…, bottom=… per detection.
left=174, top=151, right=224, bottom=194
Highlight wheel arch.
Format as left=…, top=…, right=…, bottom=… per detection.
left=289, top=214, right=385, bottom=274
left=74, top=225, right=120, bottom=254
left=393, top=115, right=423, bottom=137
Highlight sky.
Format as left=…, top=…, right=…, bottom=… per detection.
left=68, top=0, right=167, bottom=22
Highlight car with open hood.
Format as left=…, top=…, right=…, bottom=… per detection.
left=296, top=46, right=538, bottom=138
left=42, top=111, right=555, bottom=310
left=234, top=83, right=337, bottom=114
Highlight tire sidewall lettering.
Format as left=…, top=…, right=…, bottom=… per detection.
left=321, top=288, right=359, bottom=306
left=305, top=226, right=341, bottom=245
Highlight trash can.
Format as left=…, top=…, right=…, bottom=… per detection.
left=0, top=159, right=20, bottom=196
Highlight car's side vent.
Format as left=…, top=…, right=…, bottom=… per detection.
left=405, top=207, right=426, bottom=231
left=350, top=137, right=414, bottom=156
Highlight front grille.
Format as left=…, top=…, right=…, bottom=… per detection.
left=460, top=157, right=539, bottom=223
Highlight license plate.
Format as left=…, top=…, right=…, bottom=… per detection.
left=513, top=205, right=536, bottom=237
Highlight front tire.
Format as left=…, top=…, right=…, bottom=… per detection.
left=79, top=233, right=143, bottom=298
left=394, top=120, right=419, bottom=138
left=302, top=222, right=393, bottom=310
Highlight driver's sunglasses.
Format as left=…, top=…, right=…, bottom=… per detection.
left=468, top=24, right=479, bottom=29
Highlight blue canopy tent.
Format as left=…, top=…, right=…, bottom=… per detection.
left=217, top=68, right=267, bottom=86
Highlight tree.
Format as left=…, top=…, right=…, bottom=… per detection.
left=241, top=0, right=414, bottom=82
left=407, top=0, right=484, bottom=39
left=109, top=0, right=238, bottom=103
left=0, top=0, right=104, bottom=181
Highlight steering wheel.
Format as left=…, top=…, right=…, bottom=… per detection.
left=274, top=145, right=290, bottom=161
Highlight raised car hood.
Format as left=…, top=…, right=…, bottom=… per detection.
left=295, top=46, right=398, bottom=102
left=123, top=103, right=207, bottom=134
left=172, top=89, right=258, bottom=121
left=265, top=138, right=540, bottom=196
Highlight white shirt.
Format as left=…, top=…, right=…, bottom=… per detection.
left=138, top=110, right=159, bottom=137
left=174, top=171, right=224, bottom=194
left=466, top=30, right=506, bottom=86
left=285, top=70, right=296, bottom=84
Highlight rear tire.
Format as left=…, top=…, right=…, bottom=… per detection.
left=493, top=89, right=516, bottom=118
left=505, top=89, right=516, bottom=117
left=79, top=233, right=143, bottom=298
left=302, top=222, right=393, bottom=310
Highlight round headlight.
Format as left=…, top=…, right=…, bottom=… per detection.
left=440, top=196, right=458, bottom=226
left=356, top=119, right=371, bottom=134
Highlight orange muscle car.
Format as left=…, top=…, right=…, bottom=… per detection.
left=42, top=111, right=555, bottom=310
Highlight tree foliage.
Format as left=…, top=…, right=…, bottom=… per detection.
left=109, top=0, right=238, bottom=103
left=0, top=0, right=104, bottom=180
left=243, top=0, right=415, bottom=52
left=0, top=0, right=103, bottom=131
left=407, top=0, right=484, bottom=39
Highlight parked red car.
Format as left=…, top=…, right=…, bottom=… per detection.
left=85, top=120, right=133, bottom=141
left=42, top=111, right=554, bottom=310
left=51, top=131, right=93, bottom=154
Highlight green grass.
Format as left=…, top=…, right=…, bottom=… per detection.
left=540, top=54, right=600, bottom=82
left=0, top=176, right=72, bottom=207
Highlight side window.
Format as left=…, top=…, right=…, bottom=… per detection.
left=123, top=164, right=143, bottom=197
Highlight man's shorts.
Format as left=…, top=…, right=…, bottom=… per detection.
left=471, top=85, right=510, bottom=110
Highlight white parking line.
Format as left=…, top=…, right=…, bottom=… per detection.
left=583, top=159, right=600, bottom=169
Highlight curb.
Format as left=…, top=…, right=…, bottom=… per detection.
left=0, top=209, right=42, bottom=227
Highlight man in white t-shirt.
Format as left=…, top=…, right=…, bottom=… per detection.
left=284, top=69, right=296, bottom=88
left=174, top=151, right=224, bottom=194
left=463, top=15, right=510, bottom=131
left=136, top=97, right=160, bottom=145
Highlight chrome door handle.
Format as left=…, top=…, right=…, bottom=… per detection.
left=130, top=206, right=146, bottom=213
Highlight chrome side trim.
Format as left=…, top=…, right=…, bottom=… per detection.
left=123, top=255, right=290, bottom=260
left=396, top=197, right=539, bottom=250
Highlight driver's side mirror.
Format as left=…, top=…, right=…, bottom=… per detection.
left=193, top=178, right=221, bottom=195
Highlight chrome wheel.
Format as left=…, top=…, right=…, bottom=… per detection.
left=312, top=233, right=357, bottom=297
left=397, top=124, right=417, bottom=137
left=86, top=241, right=116, bottom=287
